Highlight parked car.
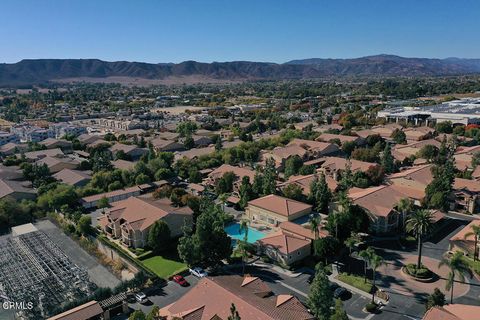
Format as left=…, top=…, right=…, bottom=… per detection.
left=134, top=292, right=148, bottom=304
left=333, top=287, right=348, bottom=299
left=189, top=267, right=208, bottom=278
left=173, top=275, right=189, bottom=286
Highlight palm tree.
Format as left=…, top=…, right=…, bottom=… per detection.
left=345, top=233, right=360, bottom=273
left=359, top=247, right=375, bottom=283
left=396, top=198, right=414, bottom=233
left=239, top=220, right=249, bottom=275
left=309, top=214, right=321, bottom=240
left=370, top=253, right=384, bottom=304
left=219, top=193, right=229, bottom=211
left=439, top=251, right=473, bottom=303
left=464, top=225, right=480, bottom=261
left=406, top=209, right=434, bottom=269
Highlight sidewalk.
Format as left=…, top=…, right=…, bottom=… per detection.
left=329, top=264, right=388, bottom=305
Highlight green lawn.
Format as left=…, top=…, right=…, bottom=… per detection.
left=461, top=256, right=480, bottom=276
left=336, top=273, right=373, bottom=293
left=142, top=255, right=187, bottom=279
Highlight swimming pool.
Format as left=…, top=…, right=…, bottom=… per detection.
left=224, top=222, right=266, bottom=244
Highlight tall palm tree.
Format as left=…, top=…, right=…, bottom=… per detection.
left=370, top=253, right=384, bottom=304
left=396, top=198, right=414, bottom=233
left=309, top=214, right=321, bottom=240
left=239, top=220, right=249, bottom=275
left=439, top=251, right=473, bottom=303
left=359, top=247, right=375, bottom=283
left=406, top=209, right=434, bottom=269
left=219, top=193, right=229, bottom=211
left=464, top=225, right=480, bottom=261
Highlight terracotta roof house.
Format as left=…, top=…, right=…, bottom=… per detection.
left=110, top=143, right=148, bottom=160
left=98, top=196, right=193, bottom=248
left=423, top=304, right=480, bottom=320
left=0, top=178, right=36, bottom=200
left=39, top=138, right=73, bottom=151
left=112, top=159, right=136, bottom=171
left=47, top=300, right=103, bottom=320
left=0, top=142, right=28, bottom=156
left=158, top=275, right=313, bottom=320
left=287, top=139, right=340, bottom=158
left=453, top=178, right=480, bottom=214
left=78, top=134, right=104, bottom=145
left=320, top=157, right=378, bottom=180
left=154, top=131, right=180, bottom=141
left=392, top=139, right=441, bottom=161
left=294, top=120, right=317, bottom=131
left=387, top=164, right=434, bottom=190
left=403, top=126, right=435, bottom=142
left=316, top=133, right=365, bottom=146
left=0, top=164, right=24, bottom=181
left=150, top=138, right=184, bottom=152
left=53, top=169, right=92, bottom=187
left=80, top=184, right=153, bottom=209
left=348, top=185, right=407, bottom=234
left=454, top=153, right=474, bottom=171
left=36, top=156, right=80, bottom=173
left=277, top=173, right=338, bottom=196
left=262, top=145, right=308, bottom=169
left=279, top=221, right=329, bottom=241
left=21, top=148, right=64, bottom=161
left=246, top=194, right=312, bottom=227
left=206, top=164, right=256, bottom=193
left=174, top=147, right=215, bottom=161
left=355, top=124, right=402, bottom=140
left=449, top=219, right=480, bottom=257
left=258, top=230, right=311, bottom=265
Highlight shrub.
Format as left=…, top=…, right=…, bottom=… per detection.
left=405, top=263, right=432, bottom=279
left=365, top=302, right=377, bottom=313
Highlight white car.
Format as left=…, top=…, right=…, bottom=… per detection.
left=134, top=292, right=148, bottom=304
left=189, top=267, right=208, bottom=278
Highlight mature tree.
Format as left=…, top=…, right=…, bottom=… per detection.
left=472, top=152, right=480, bottom=168
left=215, top=138, right=223, bottom=151
left=308, top=264, right=334, bottom=320
left=345, top=232, right=360, bottom=256
left=359, top=247, right=375, bottom=283
left=176, top=121, right=198, bottom=137
left=98, top=196, right=109, bottom=209
left=252, top=171, right=264, bottom=197
left=239, top=220, right=249, bottom=275
left=135, top=173, right=151, bottom=185
left=309, top=173, right=331, bottom=213
left=330, top=299, right=349, bottom=320
left=425, top=288, right=445, bottom=311
left=215, top=171, right=236, bottom=195
left=284, top=155, right=303, bottom=179
left=396, top=198, right=414, bottom=233
left=381, top=143, right=395, bottom=174
left=228, top=303, right=241, bottom=320
left=464, top=225, right=480, bottom=261
left=129, top=310, right=146, bottom=320
left=0, top=198, right=34, bottom=230
left=424, top=160, right=455, bottom=210
left=406, top=209, right=434, bottom=269
left=77, top=215, right=92, bottom=236
left=391, top=129, right=407, bottom=144
left=146, top=306, right=159, bottom=320
left=22, top=163, right=54, bottom=187
left=369, top=253, right=384, bottom=303
left=314, top=236, right=339, bottom=263
left=439, top=251, right=473, bottom=303
left=262, top=157, right=278, bottom=195
left=309, top=214, right=321, bottom=240
left=37, top=184, right=79, bottom=211
left=418, top=145, right=439, bottom=162
left=91, top=150, right=113, bottom=173
left=178, top=200, right=232, bottom=267
left=436, top=121, right=453, bottom=134
left=365, top=165, right=385, bottom=186
left=148, top=220, right=171, bottom=253
left=239, top=176, right=254, bottom=209
left=338, top=163, right=353, bottom=192
left=183, top=134, right=195, bottom=150
left=282, top=183, right=304, bottom=202
left=341, top=141, right=356, bottom=157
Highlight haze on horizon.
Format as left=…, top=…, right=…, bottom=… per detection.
left=1, top=0, right=479, bottom=64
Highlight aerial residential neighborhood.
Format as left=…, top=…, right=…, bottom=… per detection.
left=2, top=1, right=480, bottom=320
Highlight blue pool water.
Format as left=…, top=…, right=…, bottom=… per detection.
left=224, top=223, right=266, bottom=244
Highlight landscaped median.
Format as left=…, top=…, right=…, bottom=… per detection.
left=335, top=273, right=373, bottom=293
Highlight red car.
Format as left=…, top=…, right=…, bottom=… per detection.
left=173, top=275, right=189, bottom=286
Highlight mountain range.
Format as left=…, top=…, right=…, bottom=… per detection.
left=1, top=55, right=480, bottom=86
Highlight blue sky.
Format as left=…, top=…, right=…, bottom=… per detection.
left=1, top=0, right=479, bottom=63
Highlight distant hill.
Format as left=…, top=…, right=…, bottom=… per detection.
left=1, top=55, right=480, bottom=86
